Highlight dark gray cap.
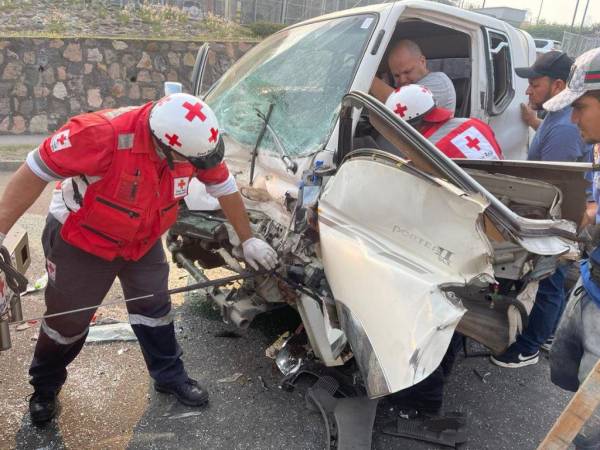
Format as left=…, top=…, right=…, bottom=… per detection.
left=515, top=51, right=573, bottom=82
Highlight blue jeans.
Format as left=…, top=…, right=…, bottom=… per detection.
left=513, top=265, right=568, bottom=354
left=550, top=280, right=600, bottom=450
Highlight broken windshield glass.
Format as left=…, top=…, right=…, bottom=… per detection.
left=205, top=14, right=376, bottom=158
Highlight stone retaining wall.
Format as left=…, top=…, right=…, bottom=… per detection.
left=0, top=37, right=253, bottom=135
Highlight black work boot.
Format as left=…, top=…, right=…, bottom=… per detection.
left=154, top=378, right=209, bottom=406
left=29, top=389, right=59, bottom=426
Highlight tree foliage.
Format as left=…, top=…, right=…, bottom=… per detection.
left=522, top=21, right=600, bottom=41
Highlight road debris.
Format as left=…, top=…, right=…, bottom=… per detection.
left=473, top=368, right=491, bottom=384
left=257, top=375, right=268, bottom=390
left=217, top=372, right=244, bottom=383
left=117, top=347, right=130, bottom=355
left=15, top=323, right=31, bottom=331
left=265, top=331, right=291, bottom=359
left=21, top=273, right=48, bottom=295
left=86, top=322, right=137, bottom=343
left=167, top=412, right=204, bottom=420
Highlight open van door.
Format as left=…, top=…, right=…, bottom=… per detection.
left=191, top=43, right=210, bottom=97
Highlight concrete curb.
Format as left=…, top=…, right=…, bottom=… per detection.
left=0, top=160, right=25, bottom=171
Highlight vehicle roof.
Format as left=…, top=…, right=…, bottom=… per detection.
left=291, top=0, right=521, bottom=34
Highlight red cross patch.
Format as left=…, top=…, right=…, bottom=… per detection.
left=173, top=177, right=189, bottom=198
left=450, top=126, right=498, bottom=160
left=50, top=129, right=71, bottom=152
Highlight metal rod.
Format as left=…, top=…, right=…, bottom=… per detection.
left=579, top=0, right=591, bottom=32
left=571, top=0, right=581, bottom=31
left=21, top=270, right=270, bottom=323
left=537, top=0, right=544, bottom=24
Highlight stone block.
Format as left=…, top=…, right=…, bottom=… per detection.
left=53, top=82, right=67, bottom=100
left=108, top=62, right=121, bottom=80
left=2, top=62, right=22, bottom=80
left=110, top=81, right=126, bottom=98
left=49, top=40, right=64, bottom=48
left=183, top=52, right=195, bottom=67
left=13, top=83, right=27, bottom=97
left=167, top=51, right=180, bottom=66
left=63, top=43, right=82, bottom=62
left=57, top=66, right=67, bottom=80
left=129, top=84, right=140, bottom=100
left=23, top=51, right=36, bottom=64
left=87, top=88, right=102, bottom=108
left=136, top=52, right=152, bottom=69
left=41, top=67, right=55, bottom=84
left=29, top=115, right=48, bottom=133
left=87, top=48, right=103, bottom=63
left=136, top=70, right=151, bottom=82
left=12, top=116, right=25, bottom=134
left=0, top=116, right=9, bottom=132
left=142, top=87, right=157, bottom=100
left=113, top=40, right=128, bottom=50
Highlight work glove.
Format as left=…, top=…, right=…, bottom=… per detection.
left=242, top=237, right=278, bottom=271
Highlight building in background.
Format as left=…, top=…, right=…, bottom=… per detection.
left=472, top=6, right=528, bottom=28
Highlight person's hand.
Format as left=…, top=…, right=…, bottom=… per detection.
left=0, top=232, right=5, bottom=248
left=242, top=237, right=278, bottom=270
left=520, top=103, right=541, bottom=130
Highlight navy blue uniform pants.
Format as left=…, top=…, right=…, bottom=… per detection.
left=29, top=215, right=187, bottom=393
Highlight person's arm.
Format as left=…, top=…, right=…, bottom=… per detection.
left=217, top=191, right=253, bottom=243
left=199, top=164, right=277, bottom=270
left=370, top=76, right=394, bottom=103
left=580, top=201, right=598, bottom=230
left=0, top=164, right=49, bottom=244
left=520, top=103, right=542, bottom=130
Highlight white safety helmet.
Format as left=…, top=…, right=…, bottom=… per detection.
left=149, top=93, right=224, bottom=169
left=384, top=84, right=436, bottom=123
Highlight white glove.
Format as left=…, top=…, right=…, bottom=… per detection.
left=242, top=237, right=278, bottom=270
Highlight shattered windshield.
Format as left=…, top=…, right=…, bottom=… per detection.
left=205, top=14, right=376, bottom=158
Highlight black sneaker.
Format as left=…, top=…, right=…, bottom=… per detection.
left=154, top=378, right=209, bottom=406
left=490, top=347, right=539, bottom=368
left=29, top=389, right=59, bottom=426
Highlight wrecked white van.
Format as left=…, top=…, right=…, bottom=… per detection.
left=166, top=0, right=589, bottom=434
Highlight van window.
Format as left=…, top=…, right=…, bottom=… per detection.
left=205, top=14, right=376, bottom=158
left=485, top=29, right=514, bottom=115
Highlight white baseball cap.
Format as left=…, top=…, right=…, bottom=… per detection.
left=544, top=47, right=600, bottom=112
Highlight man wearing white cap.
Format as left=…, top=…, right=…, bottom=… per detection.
left=543, top=47, right=600, bottom=450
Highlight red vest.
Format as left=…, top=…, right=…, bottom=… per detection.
left=60, top=104, right=195, bottom=261
left=421, top=118, right=503, bottom=160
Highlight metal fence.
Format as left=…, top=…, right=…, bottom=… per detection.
left=562, top=31, right=600, bottom=58
left=109, top=0, right=390, bottom=24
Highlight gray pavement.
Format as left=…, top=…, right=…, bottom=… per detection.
left=0, top=134, right=46, bottom=146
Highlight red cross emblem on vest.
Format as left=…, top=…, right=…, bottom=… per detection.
left=182, top=101, right=207, bottom=122
left=465, top=136, right=481, bottom=151
left=173, top=177, right=189, bottom=198
left=394, top=103, right=408, bottom=117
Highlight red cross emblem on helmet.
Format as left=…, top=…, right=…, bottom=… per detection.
left=149, top=93, right=224, bottom=169
left=385, top=84, right=435, bottom=122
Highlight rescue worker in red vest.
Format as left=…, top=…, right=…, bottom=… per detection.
left=383, top=84, right=504, bottom=160
left=0, top=93, right=278, bottom=426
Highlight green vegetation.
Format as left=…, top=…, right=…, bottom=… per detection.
left=247, top=21, right=286, bottom=38
left=523, top=21, right=600, bottom=41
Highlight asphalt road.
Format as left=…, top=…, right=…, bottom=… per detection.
left=0, top=169, right=573, bottom=450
